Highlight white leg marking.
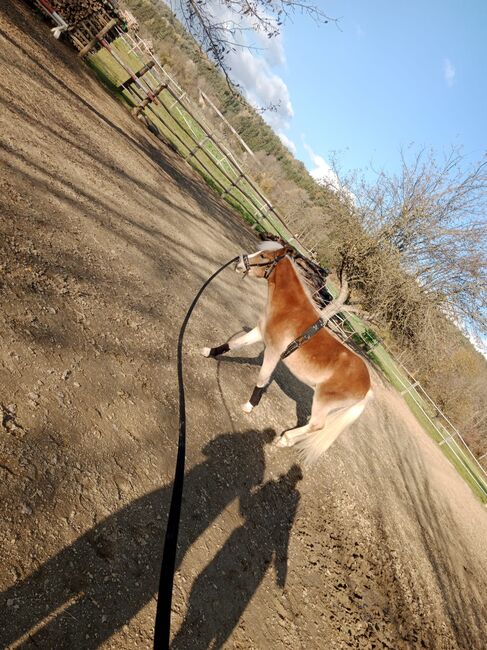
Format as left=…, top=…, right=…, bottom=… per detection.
left=255, top=348, right=279, bottom=389
left=229, top=326, right=262, bottom=351
left=275, top=433, right=291, bottom=447
left=241, top=402, right=254, bottom=413
left=275, top=424, right=311, bottom=448
left=201, top=347, right=211, bottom=357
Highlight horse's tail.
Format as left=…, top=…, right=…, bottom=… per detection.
left=295, top=389, right=372, bottom=465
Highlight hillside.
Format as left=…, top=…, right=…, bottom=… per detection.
left=124, top=1, right=343, bottom=204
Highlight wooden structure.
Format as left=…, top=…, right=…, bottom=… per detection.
left=119, top=9, right=139, bottom=32
left=109, top=42, right=295, bottom=242
left=69, top=10, right=118, bottom=55
left=30, top=1, right=123, bottom=51
left=48, top=0, right=114, bottom=24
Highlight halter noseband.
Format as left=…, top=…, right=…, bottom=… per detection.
left=240, top=252, right=286, bottom=279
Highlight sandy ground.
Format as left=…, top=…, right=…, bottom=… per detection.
left=1, top=4, right=487, bottom=649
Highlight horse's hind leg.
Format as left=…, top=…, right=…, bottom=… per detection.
left=275, top=422, right=311, bottom=447
left=201, top=326, right=262, bottom=358
left=275, top=386, right=335, bottom=447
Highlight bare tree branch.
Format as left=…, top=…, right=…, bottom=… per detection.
left=170, top=0, right=335, bottom=86
left=333, top=146, right=487, bottom=339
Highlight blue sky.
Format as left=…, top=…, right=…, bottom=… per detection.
left=226, top=0, right=487, bottom=182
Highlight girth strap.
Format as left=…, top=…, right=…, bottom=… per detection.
left=280, top=317, right=325, bottom=360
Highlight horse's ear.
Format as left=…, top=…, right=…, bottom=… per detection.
left=284, top=245, right=296, bottom=256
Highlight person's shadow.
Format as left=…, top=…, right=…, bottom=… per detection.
left=172, top=464, right=303, bottom=649
left=0, top=428, right=277, bottom=649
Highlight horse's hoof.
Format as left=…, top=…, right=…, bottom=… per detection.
left=275, top=433, right=290, bottom=447
left=201, top=347, right=211, bottom=357
left=241, top=402, right=253, bottom=414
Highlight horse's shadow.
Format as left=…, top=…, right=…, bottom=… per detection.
left=1, top=427, right=300, bottom=649
left=217, top=351, right=314, bottom=427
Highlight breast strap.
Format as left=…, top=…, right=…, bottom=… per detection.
left=280, top=317, right=325, bottom=360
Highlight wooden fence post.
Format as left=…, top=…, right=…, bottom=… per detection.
left=132, top=83, right=167, bottom=116
left=185, top=135, right=210, bottom=160
left=118, top=60, right=155, bottom=90
left=78, top=18, right=117, bottom=57
left=221, top=172, right=244, bottom=197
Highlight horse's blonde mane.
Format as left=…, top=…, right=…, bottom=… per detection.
left=290, top=258, right=322, bottom=311
left=257, top=241, right=284, bottom=252
left=255, top=240, right=331, bottom=310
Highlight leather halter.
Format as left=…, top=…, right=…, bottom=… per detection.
left=240, top=252, right=287, bottom=279
left=240, top=251, right=326, bottom=359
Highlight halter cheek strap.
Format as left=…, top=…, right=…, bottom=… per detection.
left=263, top=256, right=282, bottom=279
left=240, top=252, right=286, bottom=278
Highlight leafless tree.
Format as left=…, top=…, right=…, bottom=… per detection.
left=169, top=0, right=335, bottom=82
left=332, top=147, right=487, bottom=339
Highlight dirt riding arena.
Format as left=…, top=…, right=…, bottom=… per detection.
left=1, top=4, right=487, bottom=649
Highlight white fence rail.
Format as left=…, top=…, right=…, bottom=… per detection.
left=331, top=312, right=487, bottom=499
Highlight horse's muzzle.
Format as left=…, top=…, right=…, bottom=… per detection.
left=235, top=253, right=249, bottom=275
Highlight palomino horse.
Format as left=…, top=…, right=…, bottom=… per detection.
left=202, top=241, right=371, bottom=464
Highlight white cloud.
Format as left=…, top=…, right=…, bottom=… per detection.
left=178, top=0, right=293, bottom=130
left=226, top=47, right=294, bottom=130
left=250, top=20, right=286, bottom=67
left=303, top=141, right=340, bottom=190
left=443, top=58, right=456, bottom=87
left=302, top=140, right=357, bottom=204
left=355, top=24, right=364, bottom=39
left=466, top=329, right=487, bottom=359
left=278, top=132, right=297, bottom=154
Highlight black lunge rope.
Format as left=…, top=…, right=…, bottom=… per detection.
left=153, top=256, right=239, bottom=649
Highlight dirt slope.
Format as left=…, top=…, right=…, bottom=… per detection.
left=1, top=4, right=487, bottom=649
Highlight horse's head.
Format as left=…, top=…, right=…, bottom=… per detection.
left=235, top=241, right=292, bottom=279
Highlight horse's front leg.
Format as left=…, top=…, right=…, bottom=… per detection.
left=241, top=347, right=279, bottom=413
left=201, top=326, right=262, bottom=358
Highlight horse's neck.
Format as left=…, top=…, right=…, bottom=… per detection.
left=267, top=257, right=315, bottom=313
